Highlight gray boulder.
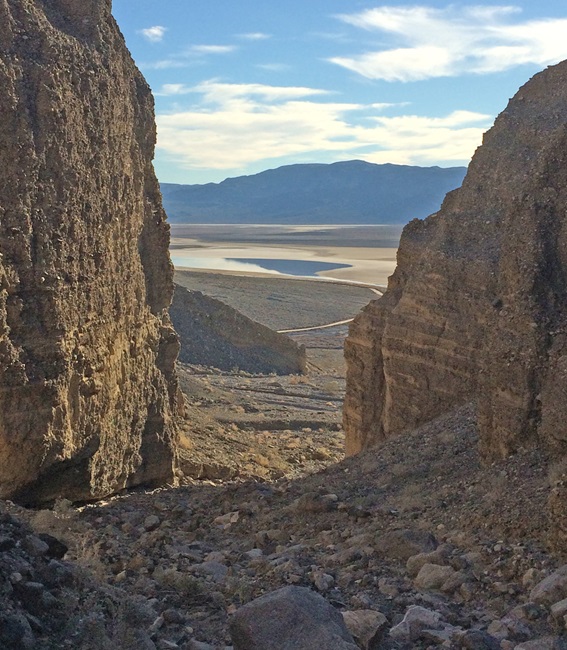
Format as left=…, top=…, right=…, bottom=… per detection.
left=229, top=586, right=357, bottom=650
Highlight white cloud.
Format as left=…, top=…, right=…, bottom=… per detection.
left=237, top=32, right=271, bottom=40
left=155, top=81, right=490, bottom=171
left=139, top=44, right=237, bottom=71
left=256, top=63, right=292, bottom=72
left=189, top=45, right=237, bottom=55
left=139, top=26, right=167, bottom=43
left=140, top=59, right=192, bottom=71
left=330, top=5, right=567, bottom=81
left=156, top=84, right=192, bottom=96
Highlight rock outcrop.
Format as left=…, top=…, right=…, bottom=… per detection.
left=344, top=60, right=567, bottom=462
left=170, top=284, right=306, bottom=375
left=0, top=0, right=180, bottom=504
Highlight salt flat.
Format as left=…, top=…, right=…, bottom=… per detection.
left=170, top=224, right=401, bottom=286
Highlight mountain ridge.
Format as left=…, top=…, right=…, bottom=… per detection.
left=161, top=160, right=467, bottom=224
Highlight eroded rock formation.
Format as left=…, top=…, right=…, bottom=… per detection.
left=0, top=0, right=180, bottom=504
left=344, top=60, right=567, bottom=462
left=171, top=284, right=306, bottom=375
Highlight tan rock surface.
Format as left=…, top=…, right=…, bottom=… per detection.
left=0, top=0, right=179, bottom=504
left=344, top=59, right=567, bottom=462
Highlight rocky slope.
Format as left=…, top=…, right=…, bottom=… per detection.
left=0, top=0, right=179, bottom=505
left=344, top=59, right=567, bottom=485
left=170, top=285, right=306, bottom=375
left=4, top=405, right=567, bottom=649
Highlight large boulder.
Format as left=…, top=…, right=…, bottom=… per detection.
left=344, top=59, right=567, bottom=462
left=229, top=586, right=358, bottom=650
left=0, top=0, right=180, bottom=504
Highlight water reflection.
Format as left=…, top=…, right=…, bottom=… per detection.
left=170, top=255, right=282, bottom=274
left=228, top=258, right=350, bottom=276
left=170, top=254, right=351, bottom=277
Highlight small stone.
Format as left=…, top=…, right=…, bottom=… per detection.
left=376, top=529, right=437, bottom=561
left=389, top=605, right=442, bottom=642
left=163, top=609, right=186, bottom=625
left=188, top=642, right=216, bottom=650
left=523, top=568, right=545, bottom=588
left=421, top=625, right=462, bottom=644
left=406, top=548, right=448, bottom=577
left=514, top=637, right=561, bottom=650
left=550, top=598, right=567, bottom=621
left=37, top=533, right=68, bottom=559
left=144, top=515, right=161, bottom=531
left=530, top=566, right=567, bottom=606
left=21, top=535, right=49, bottom=557
left=245, top=549, right=263, bottom=559
left=458, top=629, right=501, bottom=649
left=0, top=613, right=35, bottom=649
left=293, top=492, right=338, bottom=513
left=157, top=641, right=179, bottom=650
left=148, top=616, right=165, bottom=634
left=378, top=579, right=399, bottom=599
left=342, top=610, right=388, bottom=649
left=414, top=563, right=456, bottom=591
left=13, top=582, right=48, bottom=615
left=192, top=561, right=228, bottom=584
left=310, top=570, right=335, bottom=593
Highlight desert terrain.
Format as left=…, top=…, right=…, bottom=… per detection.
left=170, top=224, right=401, bottom=286
left=171, top=224, right=397, bottom=481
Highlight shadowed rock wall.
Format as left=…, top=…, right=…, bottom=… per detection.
left=344, top=60, right=567, bottom=464
left=0, top=0, right=180, bottom=504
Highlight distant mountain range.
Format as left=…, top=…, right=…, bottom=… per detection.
left=160, top=160, right=467, bottom=225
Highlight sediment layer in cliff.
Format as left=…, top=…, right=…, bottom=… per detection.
left=0, top=0, right=179, bottom=504
left=344, top=60, right=567, bottom=463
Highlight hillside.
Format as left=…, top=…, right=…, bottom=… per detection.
left=170, top=284, right=306, bottom=375
left=160, top=161, right=467, bottom=224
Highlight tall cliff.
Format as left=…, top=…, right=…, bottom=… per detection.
left=0, top=0, right=180, bottom=504
left=344, top=60, right=567, bottom=463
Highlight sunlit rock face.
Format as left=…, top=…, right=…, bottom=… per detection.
left=0, top=0, right=180, bottom=504
left=344, top=59, right=567, bottom=464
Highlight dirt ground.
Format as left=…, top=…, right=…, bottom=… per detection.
left=3, top=270, right=565, bottom=649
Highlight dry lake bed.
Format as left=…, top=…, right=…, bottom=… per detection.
left=170, top=224, right=402, bottom=287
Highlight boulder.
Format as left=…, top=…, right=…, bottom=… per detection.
left=229, top=586, right=358, bottom=650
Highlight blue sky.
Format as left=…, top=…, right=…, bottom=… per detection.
left=112, top=1, right=567, bottom=184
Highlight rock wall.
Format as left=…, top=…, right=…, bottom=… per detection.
left=171, top=284, right=306, bottom=375
left=0, top=0, right=180, bottom=504
left=344, top=60, right=567, bottom=462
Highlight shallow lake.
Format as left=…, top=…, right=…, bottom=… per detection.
left=170, top=254, right=351, bottom=277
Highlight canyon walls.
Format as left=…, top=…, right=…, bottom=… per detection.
left=344, top=60, right=567, bottom=463
left=0, top=0, right=180, bottom=504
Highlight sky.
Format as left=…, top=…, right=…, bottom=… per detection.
left=111, top=0, right=567, bottom=185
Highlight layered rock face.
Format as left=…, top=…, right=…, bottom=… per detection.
left=171, top=284, right=306, bottom=375
left=344, top=60, right=567, bottom=461
left=0, top=0, right=180, bottom=504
